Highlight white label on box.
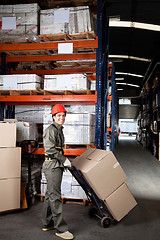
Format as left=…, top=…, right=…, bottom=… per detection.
left=113, top=162, right=119, bottom=168
left=3, top=75, right=17, bottom=89
left=2, top=17, right=16, bottom=30
left=54, top=9, right=69, bottom=23
left=58, top=43, right=73, bottom=54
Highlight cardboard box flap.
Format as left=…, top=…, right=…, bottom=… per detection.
left=79, top=148, right=95, bottom=158
left=86, top=149, right=109, bottom=162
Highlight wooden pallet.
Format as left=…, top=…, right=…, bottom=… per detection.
left=43, top=90, right=96, bottom=95
left=38, top=31, right=96, bottom=42
left=0, top=89, right=96, bottom=96
left=61, top=197, right=89, bottom=206
left=36, top=194, right=89, bottom=206
left=0, top=89, right=43, bottom=96
left=64, top=143, right=95, bottom=149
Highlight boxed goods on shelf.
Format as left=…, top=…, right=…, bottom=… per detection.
left=40, top=6, right=96, bottom=35
left=43, top=112, right=95, bottom=144
left=64, top=105, right=95, bottom=114
left=0, top=74, right=42, bottom=90
left=90, top=80, right=96, bottom=90
left=0, top=3, right=40, bottom=40
left=63, top=125, right=95, bottom=144
left=44, top=74, right=90, bottom=91
left=15, top=105, right=50, bottom=123
left=16, top=121, right=39, bottom=143
left=41, top=170, right=87, bottom=199
left=22, top=167, right=41, bottom=195
left=63, top=113, right=95, bottom=144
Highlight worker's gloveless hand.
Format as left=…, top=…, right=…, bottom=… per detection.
left=63, top=158, right=71, bottom=167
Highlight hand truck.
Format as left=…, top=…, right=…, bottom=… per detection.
left=68, top=166, right=116, bottom=228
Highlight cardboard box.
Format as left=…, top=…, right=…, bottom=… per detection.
left=0, top=147, right=21, bottom=179
left=0, top=122, right=16, bottom=147
left=71, top=148, right=127, bottom=200
left=0, top=178, right=21, bottom=212
left=104, top=183, right=137, bottom=221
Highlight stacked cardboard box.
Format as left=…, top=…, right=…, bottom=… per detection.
left=0, top=122, right=21, bottom=212
left=40, top=6, right=96, bottom=35
left=72, top=148, right=137, bottom=221
left=44, top=74, right=90, bottom=91
left=0, top=3, right=40, bottom=41
left=0, top=74, right=42, bottom=90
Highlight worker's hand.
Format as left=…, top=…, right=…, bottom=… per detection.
left=63, top=158, right=71, bottom=168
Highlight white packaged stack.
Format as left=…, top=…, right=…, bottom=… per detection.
left=0, top=3, right=40, bottom=40
left=44, top=74, right=89, bottom=91
left=0, top=74, right=42, bottom=90
left=90, top=80, right=96, bottom=90
left=40, top=6, right=96, bottom=35
left=65, top=105, right=95, bottom=114
left=61, top=170, right=87, bottom=199
left=41, top=172, right=47, bottom=196
left=15, top=105, right=51, bottom=123
left=16, top=121, right=38, bottom=143
left=42, top=110, right=95, bottom=144
left=63, top=113, right=95, bottom=144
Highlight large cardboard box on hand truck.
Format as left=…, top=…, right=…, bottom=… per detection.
left=71, top=148, right=137, bottom=221
left=104, top=183, right=137, bottom=221
left=71, top=148, right=127, bottom=200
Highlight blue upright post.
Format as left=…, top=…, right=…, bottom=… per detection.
left=111, top=64, right=116, bottom=152
left=95, top=0, right=103, bottom=149
left=1, top=52, right=7, bottom=75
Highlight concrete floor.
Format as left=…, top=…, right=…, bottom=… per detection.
left=1, top=138, right=160, bottom=240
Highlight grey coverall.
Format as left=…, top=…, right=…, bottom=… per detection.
left=42, top=121, right=68, bottom=233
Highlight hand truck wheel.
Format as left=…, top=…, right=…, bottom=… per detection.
left=101, top=216, right=111, bottom=228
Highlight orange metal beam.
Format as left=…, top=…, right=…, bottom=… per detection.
left=108, top=95, right=112, bottom=101
left=0, top=37, right=98, bottom=52
left=1, top=53, right=96, bottom=63
left=0, top=93, right=97, bottom=105
left=33, top=148, right=87, bottom=156
left=10, top=68, right=96, bottom=75
left=88, top=75, right=96, bottom=81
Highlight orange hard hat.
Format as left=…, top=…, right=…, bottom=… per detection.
left=52, top=104, right=67, bottom=116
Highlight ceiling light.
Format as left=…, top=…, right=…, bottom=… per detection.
left=116, top=72, right=143, bottom=78
left=115, top=78, right=124, bottom=80
left=109, top=54, right=150, bottom=62
left=116, top=83, right=140, bottom=88
left=109, top=20, right=160, bottom=32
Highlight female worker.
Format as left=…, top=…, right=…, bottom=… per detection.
left=42, top=104, right=74, bottom=240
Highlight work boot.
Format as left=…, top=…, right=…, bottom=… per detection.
left=56, top=231, right=74, bottom=239
left=42, top=223, right=54, bottom=231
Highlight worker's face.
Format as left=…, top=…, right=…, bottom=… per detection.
left=53, top=112, right=66, bottom=126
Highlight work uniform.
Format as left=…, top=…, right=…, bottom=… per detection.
left=42, top=121, right=68, bottom=233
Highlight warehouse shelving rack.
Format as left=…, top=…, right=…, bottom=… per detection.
left=0, top=38, right=98, bottom=156
left=0, top=0, right=118, bottom=154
